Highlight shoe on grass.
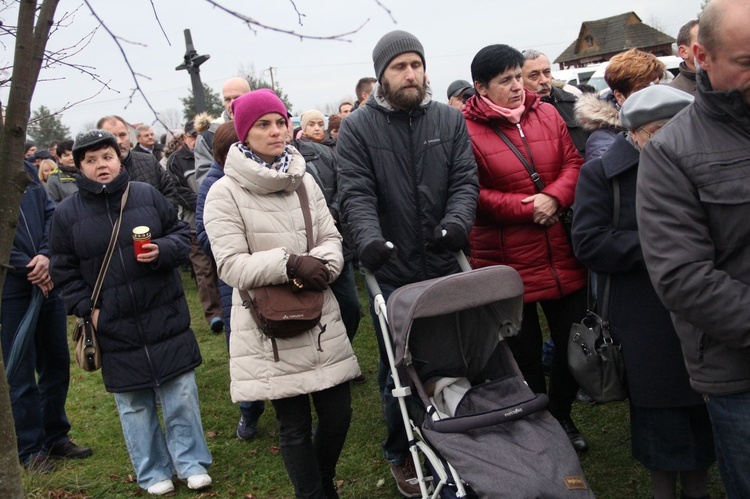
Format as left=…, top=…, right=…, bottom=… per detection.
left=558, top=417, right=588, bottom=452
left=48, top=440, right=93, bottom=459
left=390, top=460, right=421, bottom=497
left=187, top=473, right=212, bottom=490
left=147, top=479, right=174, bottom=495
left=210, top=317, right=224, bottom=333
left=236, top=415, right=258, bottom=441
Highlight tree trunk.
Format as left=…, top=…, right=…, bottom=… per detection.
left=0, top=1, right=60, bottom=496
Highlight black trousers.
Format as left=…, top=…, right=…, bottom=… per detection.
left=271, top=382, right=352, bottom=498
left=505, top=287, right=587, bottom=421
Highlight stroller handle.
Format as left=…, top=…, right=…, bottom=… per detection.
left=363, top=248, right=472, bottom=297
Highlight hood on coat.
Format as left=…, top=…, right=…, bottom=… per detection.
left=223, top=143, right=308, bottom=195
left=574, top=93, right=622, bottom=132
left=461, top=88, right=540, bottom=125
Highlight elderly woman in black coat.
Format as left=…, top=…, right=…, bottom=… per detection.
left=49, top=130, right=212, bottom=496
left=571, top=85, right=715, bottom=499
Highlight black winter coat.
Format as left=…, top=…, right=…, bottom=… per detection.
left=122, top=150, right=188, bottom=211
left=543, top=86, right=589, bottom=157
left=337, top=90, right=479, bottom=286
left=49, top=171, right=201, bottom=393
left=4, top=162, right=55, bottom=298
left=571, top=133, right=701, bottom=408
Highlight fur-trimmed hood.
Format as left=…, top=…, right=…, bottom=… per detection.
left=574, top=93, right=623, bottom=132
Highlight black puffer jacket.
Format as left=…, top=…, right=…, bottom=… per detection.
left=544, top=85, right=589, bottom=156
left=49, top=171, right=201, bottom=393
left=337, top=87, right=479, bottom=286
left=122, top=150, right=189, bottom=212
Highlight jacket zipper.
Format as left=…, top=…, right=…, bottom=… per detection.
left=515, top=123, right=564, bottom=297
left=408, top=113, right=428, bottom=279
left=106, top=193, right=160, bottom=386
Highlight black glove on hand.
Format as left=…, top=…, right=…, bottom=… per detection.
left=359, top=240, right=393, bottom=271
left=287, top=255, right=330, bottom=291
left=433, top=223, right=466, bottom=252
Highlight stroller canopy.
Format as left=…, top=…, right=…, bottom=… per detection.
left=386, top=265, right=524, bottom=369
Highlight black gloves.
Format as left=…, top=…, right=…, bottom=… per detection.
left=433, top=223, right=466, bottom=252
left=359, top=239, right=394, bottom=272
left=287, top=254, right=331, bottom=291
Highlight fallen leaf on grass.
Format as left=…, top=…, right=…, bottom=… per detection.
left=205, top=431, right=219, bottom=438
left=108, top=474, right=121, bottom=480
left=125, top=474, right=137, bottom=483
left=243, top=494, right=256, bottom=499
left=269, top=446, right=281, bottom=455
left=376, top=478, right=385, bottom=487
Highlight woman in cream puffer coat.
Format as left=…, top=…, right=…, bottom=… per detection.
left=203, top=89, right=359, bottom=499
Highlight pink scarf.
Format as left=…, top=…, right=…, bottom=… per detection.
left=481, top=93, right=526, bottom=124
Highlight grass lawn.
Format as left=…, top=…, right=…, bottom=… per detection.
left=22, top=271, right=726, bottom=498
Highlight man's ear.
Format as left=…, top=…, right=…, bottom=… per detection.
left=693, top=42, right=710, bottom=70
left=678, top=44, right=690, bottom=61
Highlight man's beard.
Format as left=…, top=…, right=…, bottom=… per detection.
left=381, top=77, right=426, bottom=110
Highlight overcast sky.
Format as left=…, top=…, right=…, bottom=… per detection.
left=1, top=0, right=704, bottom=137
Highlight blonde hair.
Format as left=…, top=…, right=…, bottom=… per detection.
left=604, top=49, right=665, bottom=97
left=38, top=159, right=57, bottom=184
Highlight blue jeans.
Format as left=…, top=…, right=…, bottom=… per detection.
left=113, top=370, right=212, bottom=490
left=0, top=287, right=72, bottom=463
left=704, top=390, right=750, bottom=498
left=329, top=260, right=362, bottom=342
left=366, top=281, right=409, bottom=465
left=240, top=400, right=266, bottom=424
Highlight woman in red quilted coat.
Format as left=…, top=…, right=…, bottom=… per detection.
left=462, top=44, right=588, bottom=452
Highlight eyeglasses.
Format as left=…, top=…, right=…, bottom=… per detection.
left=637, top=125, right=663, bottom=139
left=638, top=127, right=655, bottom=139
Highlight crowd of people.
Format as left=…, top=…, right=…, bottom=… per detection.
left=2, top=0, right=750, bottom=497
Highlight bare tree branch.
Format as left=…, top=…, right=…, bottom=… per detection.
left=27, top=83, right=109, bottom=125
left=374, top=0, right=397, bottom=23
left=148, top=0, right=171, bottom=45
left=204, top=0, right=369, bottom=42
left=288, top=0, right=305, bottom=27
left=81, top=0, right=170, bottom=131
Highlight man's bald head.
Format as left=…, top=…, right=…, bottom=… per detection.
left=222, top=77, right=251, bottom=118
left=694, top=0, right=750, bottom=104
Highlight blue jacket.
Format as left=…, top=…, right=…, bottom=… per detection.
left=196, top=161, right=233, bottom=333
left=4, top=162, right=55, bottom=298
left=49, top=170, right=201, bottom=392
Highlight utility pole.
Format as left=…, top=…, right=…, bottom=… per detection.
left=176, top=29, right=210, bottom=114
left=266, top=66, right=276, bottom=92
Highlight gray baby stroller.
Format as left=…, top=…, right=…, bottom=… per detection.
left=366, top=256, right=595, bottom=498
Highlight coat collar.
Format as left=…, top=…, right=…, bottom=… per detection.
left=600, top=132, right=639, bottom=179
left=223, top=143, right=307, bottom=195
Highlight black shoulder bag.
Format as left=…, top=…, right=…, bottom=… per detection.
left=567, top=178, right=628, bottom=403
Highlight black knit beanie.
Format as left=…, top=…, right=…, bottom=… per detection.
left=372, top=30, right=425, bottom=82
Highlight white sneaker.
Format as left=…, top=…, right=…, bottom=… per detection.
left=187, top=473, right=212, bottom=490
left=147, top=479, right=174, bottom=495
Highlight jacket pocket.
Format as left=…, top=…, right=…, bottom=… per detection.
left=696, top=162, right=750, bottom=249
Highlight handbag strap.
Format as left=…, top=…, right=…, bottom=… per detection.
left=294, top=181, right=315, bottom=253
left=598, top=177, right=620, bottom=338
left=90, top=183, right=130, bottom=310
left=490, top=124, right=544, bottom=192
left=238, top=179, right=315, bottom=305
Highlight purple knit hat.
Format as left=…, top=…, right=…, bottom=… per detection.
left=232, top=89, right=289, bottom=143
